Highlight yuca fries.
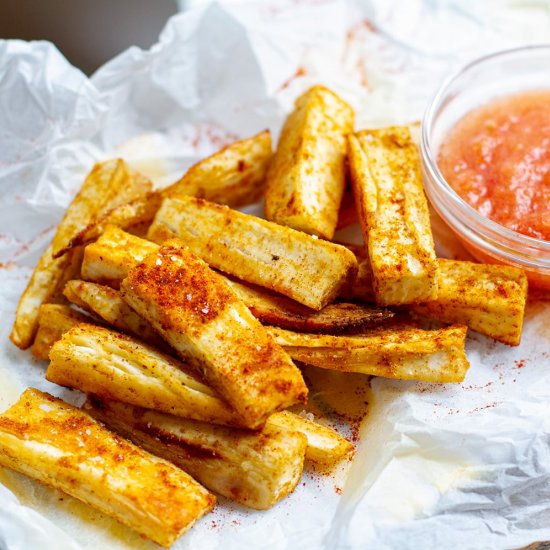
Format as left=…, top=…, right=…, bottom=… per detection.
left=164, top=130, right=272, bottom=206
left=10, top=160, right=149, bottom=349
left=412, top=259, right=528, bottom=346
left=64, top=191, right=163, bottom=253
left=0, top=389, right=214, bottom=547
left=10, top=243, right=81, bottom=350
left=7, top=76, right=531, bottom=547
left=264, top=86, right=354, bottom=240
left=66, top=270, right=468, bottom=382
left=224, top=277, right=394, bottom=332
left=52, top=160, right=152, bottom=259
left=120, top=241, right=308, bottom=429
left=85, top=396, right=307, bottom=510
left=35, top=306, right=353, bottom=470
left=31, top=304, right=91, bottom=360
left=81, top=225, right=158, bottom=287
left=148, top=196, right=358, bottom=310
left=30, top=304, right=353, bottom=464
left=269, top=325, right=470, bottom=383
left=63, top=279, right=165, bottom=348
left=69, top=273, right=393, bottom=337
left=36, top=306, right=351, bottom=466
left=340, top=251, right=528, bottom=345
left=348, top=126, right=439, bottom=305
left=267, top=410, right=354, bottom=465
left=81, top=228, right=388, bottom=333
left=64, top=131, right=272, bottom=252
left=47, top=323, right=243, bottom=427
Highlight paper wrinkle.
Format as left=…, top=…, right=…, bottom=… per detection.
left=1, top=1, right=550, bottom=549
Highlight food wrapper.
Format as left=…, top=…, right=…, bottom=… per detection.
left=1, top=1, right=550, bottom=548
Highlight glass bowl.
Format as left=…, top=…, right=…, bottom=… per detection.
left=420, top=45, right=550, bottom=289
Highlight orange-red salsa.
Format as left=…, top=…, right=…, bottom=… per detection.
left=438, top=90, right=550, bottom=240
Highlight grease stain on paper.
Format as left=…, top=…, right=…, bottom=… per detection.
left=0, top=367, right=22, bottom=412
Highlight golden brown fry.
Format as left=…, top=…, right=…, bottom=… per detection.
left=269, top=325, right=470, bottom=383
left=338, top=251, right=528, bottom=345
left=51, top=159, right=151, bottom=259
left=348, top=126, right=439, bottom=305
left=412, top=259, right=528, bottom=346
left=81, top=225, right=158, bottom=287
left=64, top=131, right=272, bottom=252
left=82, top=228, right=381, bottom=333
left=0, top=389, right=214, bottom=547
left=47, top=323, right=244, bottom=427
left=225, top=277, right=393, bottom=332
left=31, top=304, right=91, bottom=360
left=72, top=266, right=392, bottom=336
left=10, top=244, right=81, bottom=349
left=49, top=246, right=85, bottom=303
left=165, top=130, right=272, bottom=207
left=120, top=241, right=308, bottom=429
left=63, top=192, right=163, bottom=253
left=265, top=86, right=354, bottom=239
left=267, top=411, right=353, bottom=465
left=10, top=160, right=149, bottom=349
left=63, top=279, right=164, bottom=348
left=30, top=302, right=356, bottom=465
left=148, top=196, right=357, bottom=310
left=85, top=396, right=307, bottom=510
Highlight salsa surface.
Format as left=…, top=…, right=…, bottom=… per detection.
left=438, top=90, right=550, bottom=240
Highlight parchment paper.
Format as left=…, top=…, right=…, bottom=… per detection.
left=1, top=1, right=550, bottom=549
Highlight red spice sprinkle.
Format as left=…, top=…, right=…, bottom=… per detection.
left=515, top=359, right=527, bottom=369
left=335, top=487, right=342, bottom=495
left=279, top=66, right=307, bottom=91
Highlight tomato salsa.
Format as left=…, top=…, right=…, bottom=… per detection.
left=438, top=90, right=550, bottom=241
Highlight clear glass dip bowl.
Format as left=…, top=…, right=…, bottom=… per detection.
left=421, top=45, right=550, bottom=289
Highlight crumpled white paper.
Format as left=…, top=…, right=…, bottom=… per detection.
left=1, top=1, right=550, bottom=549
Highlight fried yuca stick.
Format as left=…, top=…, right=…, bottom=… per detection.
left=10, top=160, right=145, bottom=349
left=33, top=306, right=353, bottom=464
left=348, top=126, right=439, bottom=306
left=63, top=191, right=163, bottom=253
left=147, top=196, right=357, bottom=310
left=269, top=325, right=470, bottom=383
left=411, top=259, right=528, bottom=346
left=85, top=396, right=307, bottom=510
left=81, top=225, right=159, bottom=287
left=68, top=274, right=393, bottom=340
left=51, top=160, right=152, bottom=259
left=63, top=279, right=165, bottom=348
left=0, top=389, right=214, bottom=547
left=47, top=324, right=243, bottom=427
left=164, top=130, right=272, bottom=207
left=267, top=411, right=353, bottom=465
left=120, top=241, right=308, bottom=429
left=65, top=131, right=272, bottom=252
left=31, top=304, right=91, bottom=360
left=264, top=86, right=354, bottom=240
left=225, top=278, right=393, bottom=332
left=10, top=243, right=80, bottom=350
left=81, top=229, right=385, bottom=332
left=339, top=250, right=528, bottom=345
